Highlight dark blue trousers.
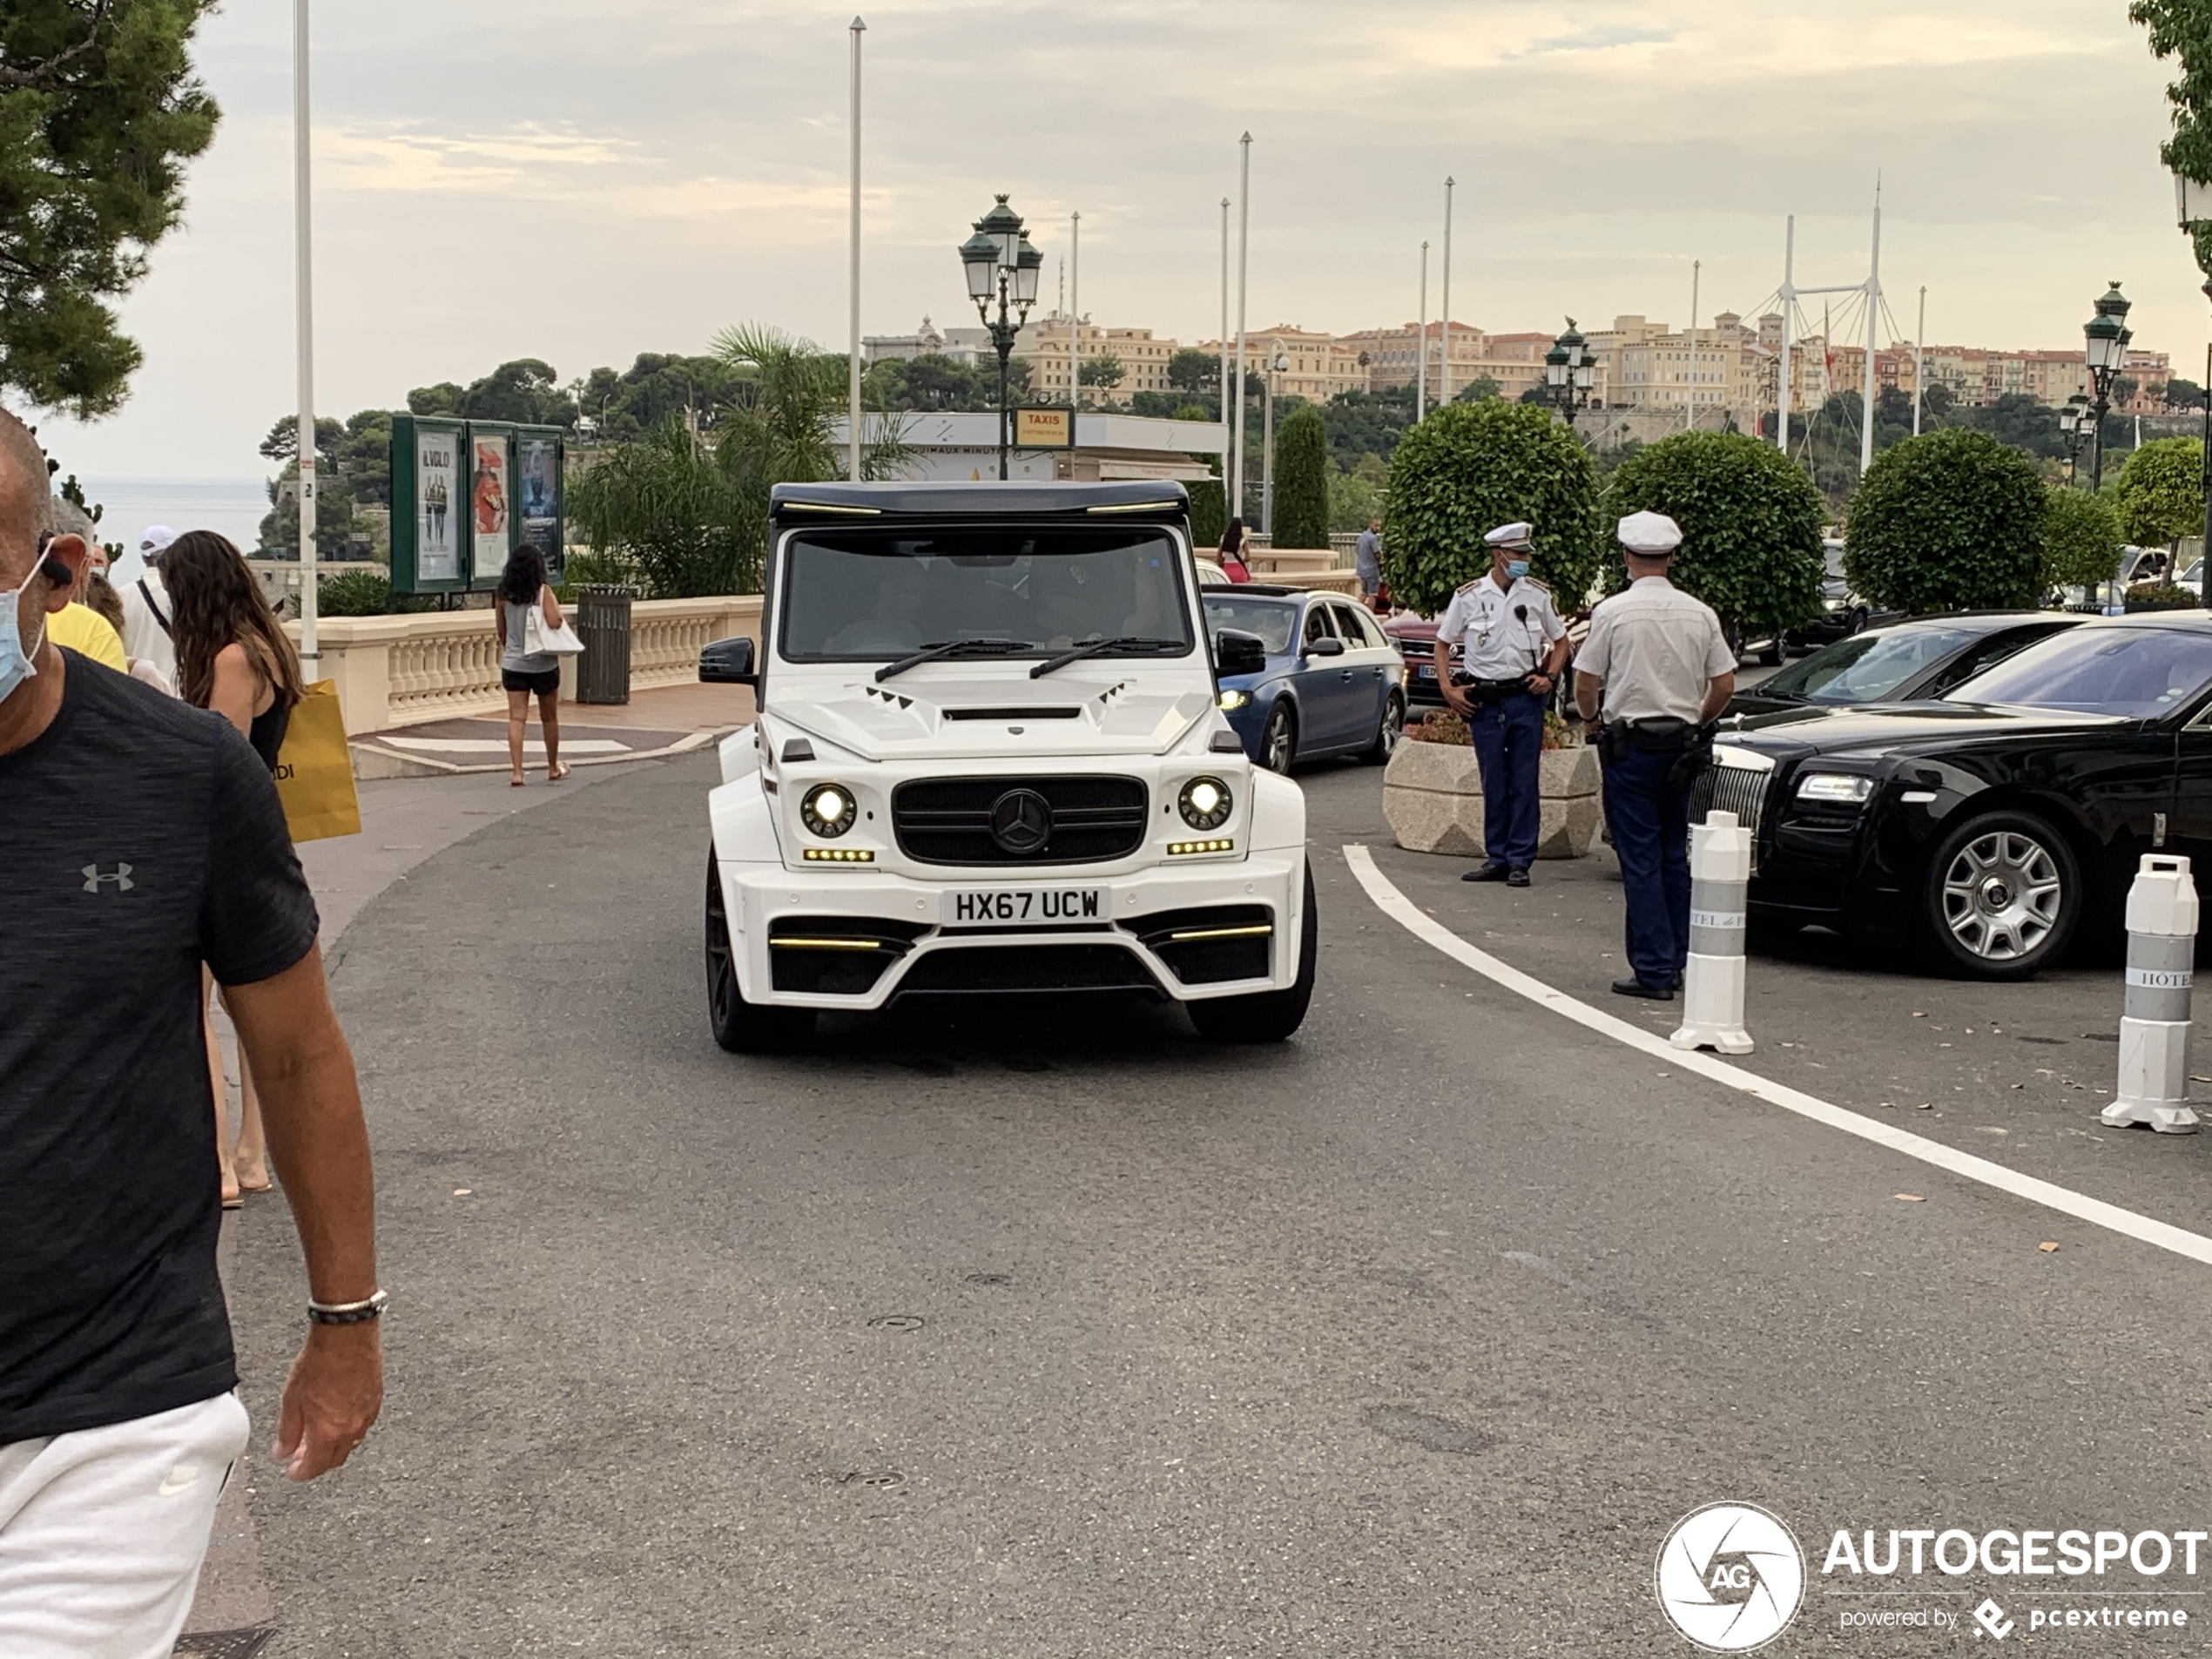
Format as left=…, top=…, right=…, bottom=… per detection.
left=1468, top=690, right=1545, bottom=871
left=1601, top=745, right=1694, bottom=989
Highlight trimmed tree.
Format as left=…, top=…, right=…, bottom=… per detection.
left=1844, top=428, right=2046, bottom=613
left=2040, top=487, right=2124, bottom=593
left=1602, top=431, right=1825, bottom=641
left=1271, top=404, right=1329, bottom=548
left=1381, top=401, right=1599, bottom=617
left=1187, top=477, right=1227, bottom=550
left=2113, top=435, right=2204, bottom=550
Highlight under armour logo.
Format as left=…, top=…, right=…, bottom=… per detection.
left=82, top=864, right=134, bottom=893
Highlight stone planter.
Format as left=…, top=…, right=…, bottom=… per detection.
left=1382, top=738, right=1602, bottom=860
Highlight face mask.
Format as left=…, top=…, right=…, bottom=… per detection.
left=1505, top=559, right=1531, bottom=581
left=0, top=560, right=56, bottom=709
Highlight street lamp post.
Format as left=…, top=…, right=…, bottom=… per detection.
left=2080, top=282, right=2133, bottom=495
left=1260, top=350, right=1288, bottom=535
left=1543, top=318, right=1595, bottom=425
left=959, top=196, right=1042, bottom=481
left=2058, top=394, right=2092, bottom=489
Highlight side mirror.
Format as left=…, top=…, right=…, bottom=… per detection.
left=1306, top=636, right=1345, bottom=658
left=699, top=635, right=757, bottom=686
left=1214, top=627, right=1267, bottom=678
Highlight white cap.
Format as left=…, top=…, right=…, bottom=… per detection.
left=1484, top=522, right=1534, bottom=549
left=138, top=524, right=177, bottom=556
left=1616, top=510, right=1683, bottom=556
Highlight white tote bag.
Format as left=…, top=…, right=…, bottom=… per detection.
left=523, top=597, right=586, bottom=658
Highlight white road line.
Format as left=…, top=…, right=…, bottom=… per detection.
left=1342, top=843, right=2212, bottom=1269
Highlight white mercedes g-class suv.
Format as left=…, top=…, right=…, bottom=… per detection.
left=698, top=480, right=1314, bottom=1051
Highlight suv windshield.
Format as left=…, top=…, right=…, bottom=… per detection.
left=779, top=527, right=1196, bottom=662
left=1761, top=624, right=1976, bottom=704
left=1948, top=626, right=2212, bottom=718
left=1201, top=595, right=1298, bottom=655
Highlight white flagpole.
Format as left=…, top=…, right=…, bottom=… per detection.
left=292, top=0, right=318, bottom=663
left=1686, top=260, right=1700, bottom=432
left=1233, top=133, right=1251, bottom=523
left=846, top=17, right=865, bottom=482
left=1069, top=211, right=1080, bottom=430
left=1217, top=198, right=1230, bottom=446
left=1416, top=241, right=1429, bottom=421
left=1439, top=177, right=1454, bottom=406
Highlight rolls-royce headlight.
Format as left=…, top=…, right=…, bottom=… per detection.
left=1217, top=689, right=1251, bottom=711
left=1178, top=776, right=1234, bottom=831
left=1795, top=772, right=1873, bottom=805
left=800, top=783, right=858, bottom=837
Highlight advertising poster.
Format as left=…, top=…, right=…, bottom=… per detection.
left=518, top=435, right=561, bottom=573
left=415, top=427, right=460, bottom=583
left=472, top=433, right=509, bottom=581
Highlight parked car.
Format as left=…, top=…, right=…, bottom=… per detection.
left=1387, top=604, right=1591, bottom=722
left=1727, top=613, right=2084, bottom=718
left=696, top=480, right=1315, bottom=1049
left=1696, top=614, right=2212, bottom=979
left=1204, top=588, right=1405, bottom=772
left=1784, top=541, right=1905, bottom=654
left=1194, top=556, right=1232, bottom=588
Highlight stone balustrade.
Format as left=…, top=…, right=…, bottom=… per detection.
left=288, top=595, right=764, bottom=735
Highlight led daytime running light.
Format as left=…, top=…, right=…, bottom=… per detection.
left=802, top=847, right=875, bottom=862
left=1167, top=838, right=1235, bottom=856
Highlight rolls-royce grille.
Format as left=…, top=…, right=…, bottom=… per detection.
left=893, top=776, right=1149, bottom=865
left=1691, top=761, right=1771, bottom=871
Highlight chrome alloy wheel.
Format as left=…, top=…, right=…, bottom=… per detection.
left=1264, top=705, right=1296, bottom=773
left=1939, top=829, right=2063, bottom=961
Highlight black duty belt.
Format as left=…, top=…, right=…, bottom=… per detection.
left=1465, top=676, right=1537, bottom=705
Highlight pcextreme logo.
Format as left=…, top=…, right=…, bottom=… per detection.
left=1656, top=1502, right=1807, bottom=1653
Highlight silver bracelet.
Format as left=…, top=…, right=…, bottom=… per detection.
left=307, top=1289, right=388, bottom=1325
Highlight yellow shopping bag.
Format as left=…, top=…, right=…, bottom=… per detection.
left=273, top=680, right=362, bottom=843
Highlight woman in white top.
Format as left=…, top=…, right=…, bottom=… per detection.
left=492, top=543, right=570, bottom=786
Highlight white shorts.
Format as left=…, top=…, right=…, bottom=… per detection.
left=0, top=1393, right=250, bottom=1659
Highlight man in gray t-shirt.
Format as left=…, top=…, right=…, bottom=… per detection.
left=1353, top=518, right=1382, bottom=598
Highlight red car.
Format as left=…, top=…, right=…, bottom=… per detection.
left=1384, top=607, right=1592, bottom=721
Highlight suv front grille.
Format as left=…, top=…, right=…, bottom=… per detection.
left=893, top=776, right=1150, bottom=866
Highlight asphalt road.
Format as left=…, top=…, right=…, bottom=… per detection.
left=224, top=752, right=2212, bottom=1657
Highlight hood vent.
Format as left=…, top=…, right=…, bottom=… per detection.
left=944, top=707, right=1082, bottom=722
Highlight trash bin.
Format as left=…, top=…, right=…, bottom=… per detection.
left=574, top=583, right=635, bottom=705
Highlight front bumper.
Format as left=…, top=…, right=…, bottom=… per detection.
left=715, top=851, right=1309, bottom=1010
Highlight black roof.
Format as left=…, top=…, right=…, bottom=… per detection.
left=770, top=479, right=1190, bottom=523
left=1871, top=610, right=2095, bottom=637
left=1202, top=584, right=1303, bottom=600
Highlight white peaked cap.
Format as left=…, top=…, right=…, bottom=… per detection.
left=1484, top=522, right=1534, bottom=548
left=1616, top=510, right=1683, bottom=555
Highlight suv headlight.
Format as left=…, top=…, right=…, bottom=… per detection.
left=799, top=782, right=859, bottom=837
left=1178, top=776, right=1234, bottom=831
left=1795, top=772, right=1873, bottom=805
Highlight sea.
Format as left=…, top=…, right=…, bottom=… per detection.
left=74, top=476, right=272, bottom=555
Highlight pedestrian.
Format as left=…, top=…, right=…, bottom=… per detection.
left=1573, top=509, right=1737, bottom=1001
left=1354, top=516, right=1383, bottom=601
left=0, top=411, right=381, bottom=1658
left=1217, top=516, right=1252, bottom=584
left=494, top=543, right=571, bottom=787
left=37, top=530, right=128, bottom=674
left=1434, top=522, right=1569, bottom=888
left=165, top=529, right=310, bottom=1201
left=119, top=524, right=179, bottom=693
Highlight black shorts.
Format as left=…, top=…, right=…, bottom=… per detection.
left=502, top=667, right=560, bottom=696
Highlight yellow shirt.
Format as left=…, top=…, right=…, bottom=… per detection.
left=46, top=602, right=129, bottom=674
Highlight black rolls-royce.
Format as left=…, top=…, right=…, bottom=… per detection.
left=1699, top=615, right=2212, bottom=980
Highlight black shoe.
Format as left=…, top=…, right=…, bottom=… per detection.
left=1611, top=975, right=1676, bottom=1001
left=1461, top=863, right=1511, bottom=883
left=1505, top=867, right=1531, bottom=887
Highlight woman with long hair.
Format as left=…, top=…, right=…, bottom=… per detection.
left=165, top=530, right=307, bottom=1206
left=494, top=543, right=570, bottom=787
left=1217, top=516, right=1252, bottom=584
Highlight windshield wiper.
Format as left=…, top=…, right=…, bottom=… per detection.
left=875, top=637, right=1031, bottom=683
left=1028, top=636, right=1187, bottom=678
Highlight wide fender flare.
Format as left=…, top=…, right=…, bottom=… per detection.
left=1247, top=767, right=1306, bottom=854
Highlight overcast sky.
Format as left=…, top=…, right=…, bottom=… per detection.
left=30, top=0, right=2209, bottom=482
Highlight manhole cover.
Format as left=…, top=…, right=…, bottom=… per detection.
left=868, top=1313, right=926, bottom=1331
left=965, top=1272, right=1011, bottom=1286
left=174, top=1629, right=276, bottom=1658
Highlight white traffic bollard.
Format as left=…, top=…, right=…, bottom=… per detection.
left=1670, top=809, right=1754, bottom=1055
left=2102, top=853, right=2200, bottom=1135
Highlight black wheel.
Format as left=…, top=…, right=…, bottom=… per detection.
left=1359, top=690, right=1406, bottom=765
left=1919, top=810, right=2080, bottom=981
left=1847, top=605, right=1870, bottom=637
left=1757, top=640, right=1784, bottom=668
left=705, top=851, right=816, bottom=1052
left=1188, top=865, right=1318, bottom=1042
left=1261, top=701, right=1298, bottom=774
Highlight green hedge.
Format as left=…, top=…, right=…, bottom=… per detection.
left=1844, top=428, right=2045, bottom=613
left=1381, top=401, right=1599, bottom=617
left=1271, top=405, right=1330, bottom=548
left=1187, top=477, right=1227, bottom=551
left=1602, top=431, right=1825, bottom=639
left=2114, top=436, right=2204, bottom=550
left=2126, top=581, right=2200, bottom=612
left=2040, top=487, right=2123, bottom=594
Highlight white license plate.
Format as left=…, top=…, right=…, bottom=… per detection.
left=1416, top=664, right=1436, bottom=679
left=944, top=887, right=1107, bottom=926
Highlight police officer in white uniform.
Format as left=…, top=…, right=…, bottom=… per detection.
left=1573, top=510, right=1737, bottom=999
left=1433, top=522, right=1568, bottom=887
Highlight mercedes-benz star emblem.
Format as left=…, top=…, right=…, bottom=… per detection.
left=989, top=788, right=1053, bottom=855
